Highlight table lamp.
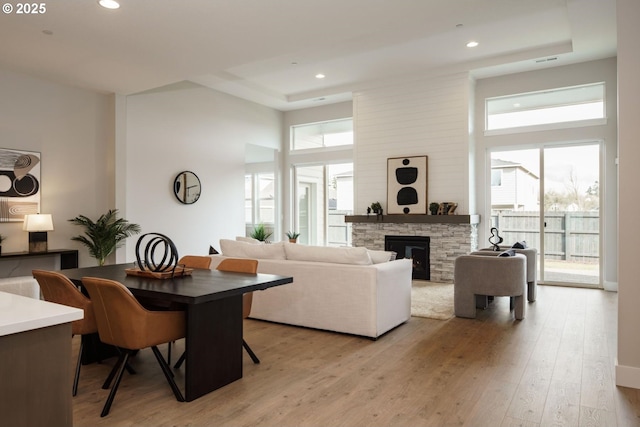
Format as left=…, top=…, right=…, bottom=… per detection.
left=23, top=214, right=54, bottom=253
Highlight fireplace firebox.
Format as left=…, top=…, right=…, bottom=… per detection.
left=385, top=235, right=430, bottom=280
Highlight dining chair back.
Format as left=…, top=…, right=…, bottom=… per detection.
left=82, top=276, right=186, bottom=417
left=32, top=269, right=98, bottom=396
left=178, top=255, right=212, bottom=270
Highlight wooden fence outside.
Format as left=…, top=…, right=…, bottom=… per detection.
left=491, top=211, right=599, bottom=263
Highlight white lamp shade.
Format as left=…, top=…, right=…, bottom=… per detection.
left=23, top=214, right=54, bottom=232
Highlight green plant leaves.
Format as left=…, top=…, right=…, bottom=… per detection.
left=69, top=209, right=141, bottom=266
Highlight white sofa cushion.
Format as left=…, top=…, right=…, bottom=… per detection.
left=284, top=243, right=372, bottom=265
left=220, top=239, right=286, bottom=260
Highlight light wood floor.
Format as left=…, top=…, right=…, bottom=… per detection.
left=71, top=285, right=640, bottom=427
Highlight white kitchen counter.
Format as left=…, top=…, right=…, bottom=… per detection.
left=0, top=291, right=83, bottom=336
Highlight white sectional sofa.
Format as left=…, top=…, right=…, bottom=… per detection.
left=210, top=239, right=412, bottom=339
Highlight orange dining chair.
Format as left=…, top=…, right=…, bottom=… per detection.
left=178, top=255, right=212, bottom=270
left=173, top=257, right=260, bottom=369
left=32, top=269, right=99, bottom=397
left=82, top=276, right=186, bottom=417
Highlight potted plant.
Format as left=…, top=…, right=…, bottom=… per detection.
left=250, top=223, right=272, bottom=242
left=370, top=202, right=383, bottom=215
left=429, top=202, right=440, bottom=215
left=69, top=209, right=141, bottom=266
left=286, top=231, right=300, bottom=243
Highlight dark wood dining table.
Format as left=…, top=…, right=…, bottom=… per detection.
left=60, top=263, right=293, bottom=401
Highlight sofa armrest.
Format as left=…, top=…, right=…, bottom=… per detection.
left=374, top=258, right=412, bottom=334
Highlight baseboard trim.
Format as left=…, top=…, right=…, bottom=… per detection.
left=616, top=360, right=640, bottom=389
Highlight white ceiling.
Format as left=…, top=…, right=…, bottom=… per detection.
left=0, top=0, right=617, bottom=111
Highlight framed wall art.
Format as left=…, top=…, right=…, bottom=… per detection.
left=0, top=148, right=41, bottom=222
left=387, top=155, right=427, bottom=214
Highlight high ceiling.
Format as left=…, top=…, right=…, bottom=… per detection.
left=0, top=0, right=616, bottom=111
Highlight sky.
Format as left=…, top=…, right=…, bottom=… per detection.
left=492, top=144, right=600, bottom=195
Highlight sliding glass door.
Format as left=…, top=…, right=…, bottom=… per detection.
left=294, top=163, right=353, bottom=247
left=542, top=144, right=600, bottom=286
left=490, top=143, right=601, bottom=287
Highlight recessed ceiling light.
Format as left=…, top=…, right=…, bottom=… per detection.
left=315, top=73, right=325, bottom=79
left=466, top=41, right=479, bottom=48
left=98, top=0, right=120, bottom=9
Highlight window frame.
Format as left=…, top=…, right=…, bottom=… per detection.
left=484, top=82, right=607, bottom=136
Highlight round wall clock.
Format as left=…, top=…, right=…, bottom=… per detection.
left=173, top=171, right=201, bottom=204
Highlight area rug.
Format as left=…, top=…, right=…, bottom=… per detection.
left=411, top=280, right=454, bottom=320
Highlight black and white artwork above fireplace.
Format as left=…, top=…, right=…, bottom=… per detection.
left=387, top=155, right=427, bottom=214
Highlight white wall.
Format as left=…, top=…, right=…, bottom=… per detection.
left=353, top=72, right=473, bottom=216
left=474, top=58, right=618, bottom=288
left=616, top=0, right=640, bottom=389
left=123, top=82, right=282, bottom=260
left=0, top=67, right=113, bottom=267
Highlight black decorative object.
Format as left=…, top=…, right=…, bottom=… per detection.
left=489, top=227, right=504, bottom=251
left=134, top=232, right=179, bottom=273
left=387, top=156, right=427, bottom=214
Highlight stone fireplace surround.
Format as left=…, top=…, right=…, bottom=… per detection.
left=346, top=215, right=480, bottom=283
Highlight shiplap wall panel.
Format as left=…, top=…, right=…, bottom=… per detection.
left=354, top=72, right=471, bottom=215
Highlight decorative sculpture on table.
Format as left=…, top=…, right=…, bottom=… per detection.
left=489, top=227, right=504, bottom=251
left=128, top=232, right=190, bottom=278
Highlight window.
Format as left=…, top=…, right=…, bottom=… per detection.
left=491, top=169, right=502, bottom=187
left=486, top=83, right=605, bottom=132
left=291, top=119, right=353, bottom=151
left=245, top=173, right=275, bottom=232
left=289, top=118, right=354, bottom=246
left=294, top=163, right=353, bottom=246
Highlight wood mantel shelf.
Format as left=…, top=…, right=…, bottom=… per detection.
left=345, top=214, right=480, bottom=224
